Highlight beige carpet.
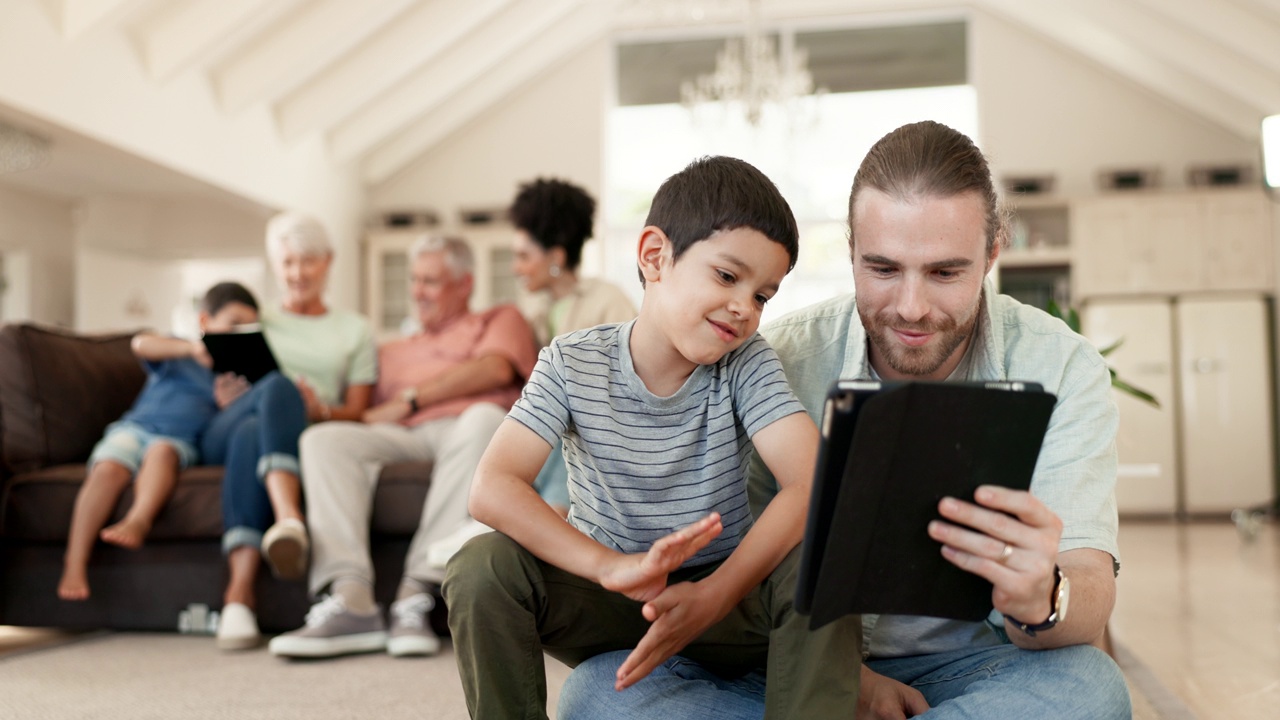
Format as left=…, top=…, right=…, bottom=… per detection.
left=0, top=629, right=1185, bottom=719
left=0, top=631, right=571, bottom=720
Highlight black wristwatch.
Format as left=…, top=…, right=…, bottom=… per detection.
left=1006, top=564, right=1070, bottom=637
left=400, top=386, right=420, bottom=413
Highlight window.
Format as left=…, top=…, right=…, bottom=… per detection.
left=607, top=20, right=976, bottom=321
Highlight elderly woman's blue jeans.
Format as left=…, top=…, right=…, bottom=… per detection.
left=200, top=371, right=307, bottom=554
left=558, top=642, right=1131, bottom=719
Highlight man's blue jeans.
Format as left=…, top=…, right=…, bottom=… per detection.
left=200, top=371, right=307, bottom=554
left=558, top=642, right=1130, bottom=719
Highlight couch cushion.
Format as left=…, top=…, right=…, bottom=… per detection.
left=1, top=462, right=433, bottom=541
left=1, top=465, right=224, bottom=541
left=0, top=324, right=145, bottom=477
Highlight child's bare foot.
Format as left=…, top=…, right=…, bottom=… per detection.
left=100, top=518, right=149, bottom=549
left=58, top=567, right=90, bottom=601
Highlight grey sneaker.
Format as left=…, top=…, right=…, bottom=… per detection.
left=268, top=594, right=387, bottom=658
left=387, top=592, right=441, bottom=657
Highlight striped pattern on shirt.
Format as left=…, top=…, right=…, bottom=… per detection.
left=508, top=320, right=805, bottom=566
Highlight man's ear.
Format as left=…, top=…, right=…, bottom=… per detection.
left=196, top=311, right=211, bottom=333
left=985, top=241, right=1001, bottom=275
left=637, top=226, right=670, bottom=285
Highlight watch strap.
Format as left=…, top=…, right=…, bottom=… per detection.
left=1006, top=564, right=1064, bottom=637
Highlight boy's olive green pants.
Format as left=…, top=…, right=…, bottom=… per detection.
left=443, top=531, right=862, bottom=720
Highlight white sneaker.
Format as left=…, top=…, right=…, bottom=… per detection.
left=426, top=519, right=492, bottom=569
left=387, top=593, right=441, bottom=657
left=268, top=594, right=387, bottom=658
left=216, top=603, right=261, bottom=651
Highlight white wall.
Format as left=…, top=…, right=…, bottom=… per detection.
left=972, top=10, right=1256, bottom=195
left=370, top=39, right=609, bottom=232
left=74, top=248, right=268, bottom=335
left=0, top=0, right=365, bottom=310
left=0, top=184, right=74, bottom=326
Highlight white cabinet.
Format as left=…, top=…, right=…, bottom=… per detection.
left=363, top=225, right=522, bottom=341
left=1073, top=189, right=1272, bottom=299
left=1177, top=297, right=1275, bottom=514
left=1083, top=295, right=1276, bottom=516
left=1082, top=299, right=1180, bottom=514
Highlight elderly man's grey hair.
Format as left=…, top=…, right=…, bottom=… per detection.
left=265, top=211, right=333, bottom=258
left=409, top=234, right=474, bottom=277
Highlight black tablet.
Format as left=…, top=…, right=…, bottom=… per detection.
left=796, top=380, right=1056, bottom=629
left=202, top=325, right=280, bottom=384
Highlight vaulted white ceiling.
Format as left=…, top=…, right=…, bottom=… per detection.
left=6, top=0, right=1280, bottom=201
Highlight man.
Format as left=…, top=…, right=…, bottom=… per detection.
left=269, top=234, right=538, bottom=659
left=558, top=122, right=1131, bottom=718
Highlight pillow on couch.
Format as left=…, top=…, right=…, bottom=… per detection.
left=0, top=324, right=145, bottom=476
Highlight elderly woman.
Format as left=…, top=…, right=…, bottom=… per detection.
left=206, top=211, right=376, bottom=650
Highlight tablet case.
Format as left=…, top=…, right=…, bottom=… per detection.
left=202, top=325, right=280, bottom=384
left=796, top=380, right=1056, bottom=629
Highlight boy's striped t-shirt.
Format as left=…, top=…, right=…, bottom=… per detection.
left=507, top=320, right=805, bottom=567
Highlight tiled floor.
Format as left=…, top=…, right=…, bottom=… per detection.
left=1111, top=519, right=1280, bottom=719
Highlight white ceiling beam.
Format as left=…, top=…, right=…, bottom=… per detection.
left=274, top=0, right=518, bottom=142
left=362, top=0, right=620, bottom=184
left=977, top=0, right=1263, bottom=141
left=617, top=0, right=955, bottom=28
left=1128, top=0, right=1280, bottom=84
left=329, top=0, right=585, bottom=163
left=45, top=0, right=139, bottom=40
left=1233, top=0, right=1280, bottom=22
left=1075, top=0, right=1280, bottom=114
left=212, top=0, right=420, bottom=114
left=131, top=0, right=306, bottom=83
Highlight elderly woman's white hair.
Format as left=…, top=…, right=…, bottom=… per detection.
left=409, top=234, right=475, bottom=277
left=266, top=211, right=333, bottom=258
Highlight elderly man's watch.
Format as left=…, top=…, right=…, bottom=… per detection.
left=400, top=386, right=419, bottom=413
left=1006, top=564, right=1070, bottom=637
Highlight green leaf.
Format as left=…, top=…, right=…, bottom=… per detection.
left=1111, top=376, right=1160, bottom=409
left=1045, top=300, right=1161, bottom=408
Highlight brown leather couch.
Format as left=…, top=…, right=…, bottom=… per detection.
left=0, top=323, right=441, bottom=633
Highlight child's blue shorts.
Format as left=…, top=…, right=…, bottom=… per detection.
left=88, top=421, right=198, bottom=474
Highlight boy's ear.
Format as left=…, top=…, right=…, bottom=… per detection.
left=196, top=311, right=211, bottom=333
left=637, top=226, right=670, bottom=284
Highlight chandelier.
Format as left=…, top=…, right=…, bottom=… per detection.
left=679, top=0, right=819, bottom=126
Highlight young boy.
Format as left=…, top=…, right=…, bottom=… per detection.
left=444, top=156, right=862, bottom=719
left=58, top=282, right=260, bottom=601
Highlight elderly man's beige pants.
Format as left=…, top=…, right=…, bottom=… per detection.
left=299, top=402, right=507, bottom=594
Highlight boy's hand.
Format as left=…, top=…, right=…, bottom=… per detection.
left=191, top=339, right=213, bottom=368
left=597, top=514, right=722, bottom=603
left=615, top=579, right=734, bottom=690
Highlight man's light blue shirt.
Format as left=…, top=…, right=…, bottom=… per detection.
left=750, top=279, right=1119, bottom=657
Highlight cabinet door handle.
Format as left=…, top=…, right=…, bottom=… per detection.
left=1191, top=357, right=1220, bottom=373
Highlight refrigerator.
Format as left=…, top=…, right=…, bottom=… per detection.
left=1082, top=294, right=1276, bottom=516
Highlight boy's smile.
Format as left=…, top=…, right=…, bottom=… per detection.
left=632, top=226, right=790, bottom=394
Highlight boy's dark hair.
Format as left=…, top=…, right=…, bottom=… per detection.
left=201, top=282, right=259, bottom=316
left=641, top=156, right=799, bottom=285
left=508, top=178, right=596, bottom=271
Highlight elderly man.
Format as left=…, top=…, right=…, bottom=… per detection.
left=559, top=122, right=1130, bottom=719
left=270, top=234, right=537, bottom=660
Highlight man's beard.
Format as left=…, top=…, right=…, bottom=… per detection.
left=860, top=301, right=981, bottom=378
